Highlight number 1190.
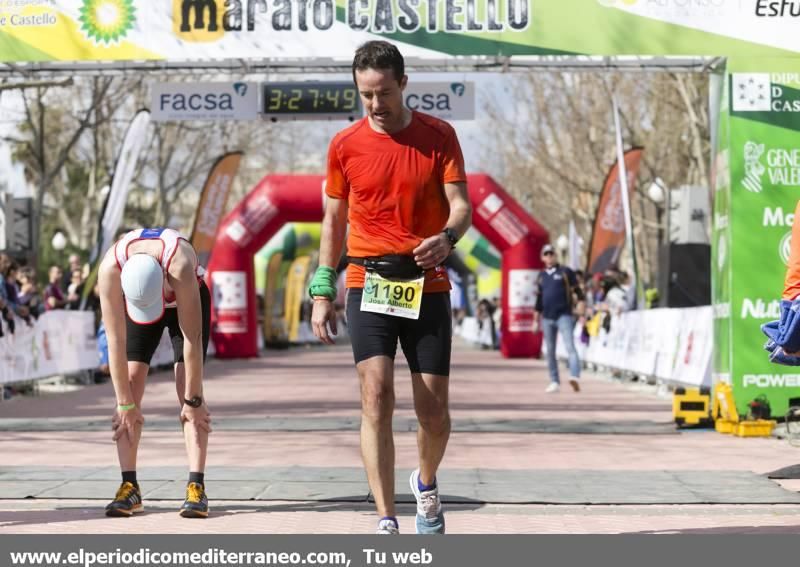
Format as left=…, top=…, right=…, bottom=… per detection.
left=381, top=284, right=416, bottom=303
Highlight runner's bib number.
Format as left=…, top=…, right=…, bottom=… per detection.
left=360, top=271, right=424, bottom=320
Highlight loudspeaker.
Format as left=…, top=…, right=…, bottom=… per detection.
left=658, top=243, right=710, bottom=308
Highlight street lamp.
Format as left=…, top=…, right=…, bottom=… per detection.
left=647, top=178, right=670, bottom=246
left=556, top=233, right=569, bottom=256
left=647, top=179, right=670, bottom=308
left=647, top=179, right=665, bottom=204
left=52, top=231, right=67, bottom=267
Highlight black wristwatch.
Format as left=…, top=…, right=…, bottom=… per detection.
left=442, top=227, right=459, bottom=248
left=184, top=395, right=203, bottom=408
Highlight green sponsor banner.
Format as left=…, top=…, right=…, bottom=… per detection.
left=714, top=57, right=800, bottom=419
left=1, top=0, right=799, bottom=64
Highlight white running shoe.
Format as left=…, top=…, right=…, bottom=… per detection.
left=376, top=518, right=400, bottom=534
left=410, top=469, right=445, bottom=534
left=544, top=382, right=560, bottom=393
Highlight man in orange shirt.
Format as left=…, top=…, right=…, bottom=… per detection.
left=763, top=200, right=800, bottom=363
left=309, top=41, right=472, bottom=534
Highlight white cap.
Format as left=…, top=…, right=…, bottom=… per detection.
left=120, top=254, right=164, bottom=324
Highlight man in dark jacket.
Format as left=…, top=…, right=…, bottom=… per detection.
left=534, top=244, right=584, bottom=393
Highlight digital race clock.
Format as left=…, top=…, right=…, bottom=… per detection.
left=262, top=82, right=362, bottom=121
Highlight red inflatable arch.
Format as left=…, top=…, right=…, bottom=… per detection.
left=207, top=174, right=549, bottom=359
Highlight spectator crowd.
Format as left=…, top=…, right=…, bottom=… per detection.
left=0, top=252, right=98, bottom=337
left=452, top=256, right=652, bottom=352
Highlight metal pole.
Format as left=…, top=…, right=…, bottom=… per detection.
left=611, top=95, right=642, bottom=308
left=665, top=183, right=672, bottom=248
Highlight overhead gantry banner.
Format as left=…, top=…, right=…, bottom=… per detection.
left=0, top=0, right=798, bottom=65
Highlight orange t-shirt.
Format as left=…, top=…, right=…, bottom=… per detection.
left=325, top=111, right=467, bottom=292
left=785, top=199, right=800, bottom=299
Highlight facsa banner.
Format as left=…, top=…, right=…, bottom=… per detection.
left=152, top=82, right=260, bottom=121
left=403, top=82, right=475, bottom=121
left=0, top=1, right=799, bottom=65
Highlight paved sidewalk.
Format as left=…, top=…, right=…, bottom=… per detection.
left=2, top=343, right=800, bottom=534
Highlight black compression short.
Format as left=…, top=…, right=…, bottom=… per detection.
left=126, top=280, right=211, bottom=366
left=346, top=288, right=452, bottom=376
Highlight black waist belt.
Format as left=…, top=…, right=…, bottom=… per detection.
left=348, top=255, right=424, bottom=280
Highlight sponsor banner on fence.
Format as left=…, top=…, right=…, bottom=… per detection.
left=558, top=306, right=712, bottom=388
left=0, top=1, right=799, bottom=65
left=0, top=311, right=97, bottom=384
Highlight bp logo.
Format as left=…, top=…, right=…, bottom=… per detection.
left=742, top=141, right=766, bottom=193
left=79, top=0, right=136, bottom=44
left=780, top=230, right=792, bottom=265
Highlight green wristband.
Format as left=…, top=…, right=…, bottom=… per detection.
left=308, top=266, right=338, bottom=301
left=118, top=403, right=136, bottom=411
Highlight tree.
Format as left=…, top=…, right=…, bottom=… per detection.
left=4, top=74, right=331, bottom=272
left=477, top=71, right=710, bottom=284
left=3, top=76, right=144, bottom=262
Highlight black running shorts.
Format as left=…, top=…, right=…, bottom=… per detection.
left=126, top=280, right=211, bottom=366
left=346, top=288, right=452, bottom=376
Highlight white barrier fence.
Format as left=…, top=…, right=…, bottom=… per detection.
left=0, top=307, right=220, bottom=386
left=3, top=306, right=711, bottom=387
left=0, top=311, right=98, bottom=385
left=458, top=317, right=495, bottom=348
left=556, top=306, right=713, bottom=388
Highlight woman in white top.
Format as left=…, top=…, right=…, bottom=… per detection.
left=98, top=228, right=211, bottom=519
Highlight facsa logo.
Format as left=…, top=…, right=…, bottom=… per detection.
left=406, top=83, right=465, bottom=112
left=152, top=82, right=259, bottom=121
left=743, top=374, right=800, bottom=387
left=403, top=82, right=474, bottom=121
left=450, top=83, right=466, bottom=97
left=160, top=91, right=235, bottom=112
left=406, top=93, right=454, bottom=112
